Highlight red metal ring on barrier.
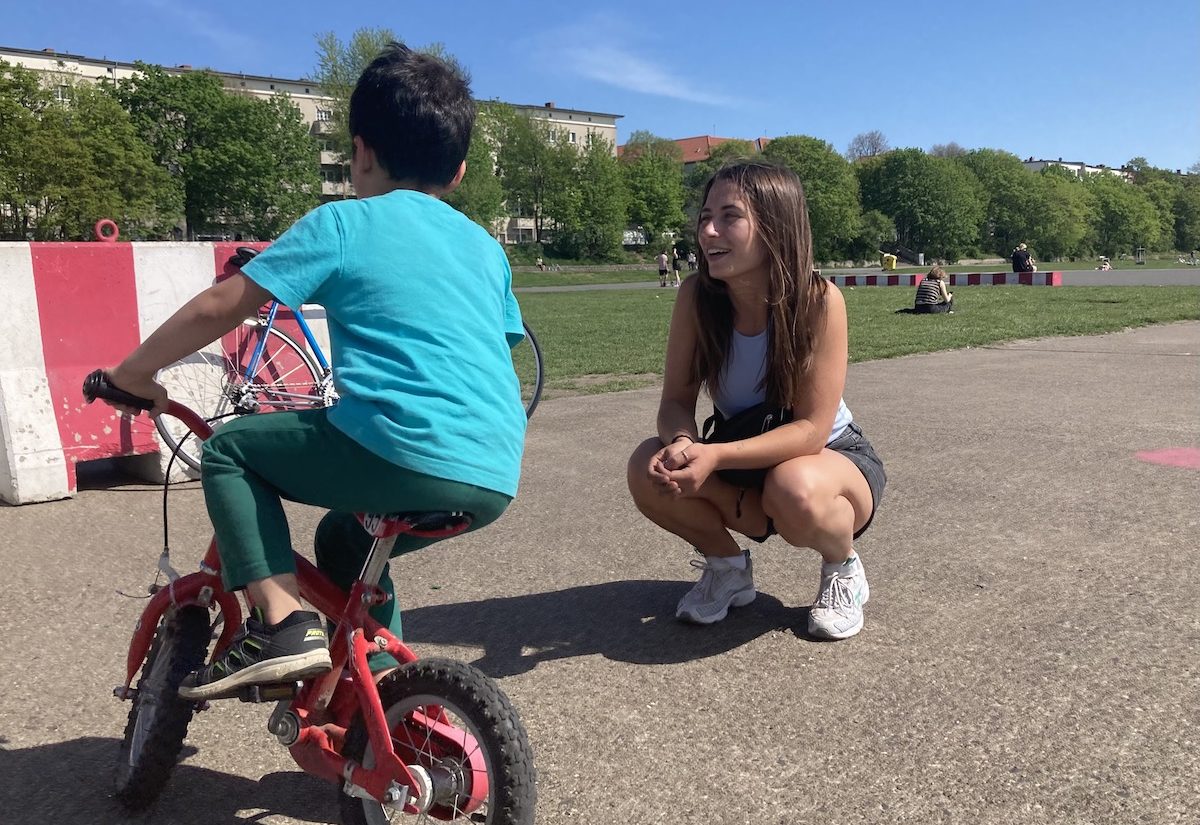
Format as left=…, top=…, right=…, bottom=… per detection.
left=94, top=219, right=119, bottom=242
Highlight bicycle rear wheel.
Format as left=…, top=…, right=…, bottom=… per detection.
left=155, top=321, right=323, bottom=473
left=339, top=658, right=536, bottom=825
left=513, top=321, right=545, bottom=419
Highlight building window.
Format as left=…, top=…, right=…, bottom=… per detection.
left=569, top=131, right=577, bottom=144
left=269, top=83, right=275, bottom=90
left=316, top=108, right=332, bottom=122
left=304, top=87, right=310, bottom=94
left=53, top=85, right=71, bottom=103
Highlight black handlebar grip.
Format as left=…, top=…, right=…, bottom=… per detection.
left=82, top=369, right=155, bottom=411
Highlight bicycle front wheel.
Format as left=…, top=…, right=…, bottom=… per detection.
left=513, top=321, right=545, bottom=419
left=155, top=321, right=323, bottom=473
left=114, top=605, right=210, bottom=811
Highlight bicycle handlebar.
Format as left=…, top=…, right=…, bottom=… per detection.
left=83, top=369, right=155, bottom=411
left=82, top=369, right=214, bottom=441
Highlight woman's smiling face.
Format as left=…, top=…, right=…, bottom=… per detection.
left=698, top=179, right=767, bottom=284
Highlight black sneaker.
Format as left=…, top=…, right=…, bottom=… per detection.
left=178, top=609, right=332, bottom=700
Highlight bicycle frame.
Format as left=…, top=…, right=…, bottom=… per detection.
left=118, top=401, right=484, bottom=814
left=245, top=300, right=331, bottom=377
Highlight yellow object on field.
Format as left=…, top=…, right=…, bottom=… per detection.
left=881, top=253, right=898, bottom=271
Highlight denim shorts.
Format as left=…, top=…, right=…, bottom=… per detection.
left=748, top=420, right=886, bottom=543
left=829, top=422, right=886, bottom=539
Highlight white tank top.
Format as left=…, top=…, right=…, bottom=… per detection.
left=710, top=329, right=852, bottom=444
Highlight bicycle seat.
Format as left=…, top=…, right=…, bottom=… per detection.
left=229, top=246, right=261, bottom=268
left=356, top=511, right=473, bottom=539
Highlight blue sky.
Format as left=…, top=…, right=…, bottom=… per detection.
left=6, top=0, right=1199, bottom=171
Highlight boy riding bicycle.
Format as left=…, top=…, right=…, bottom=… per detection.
left=102, top=44, right=527, bottom=700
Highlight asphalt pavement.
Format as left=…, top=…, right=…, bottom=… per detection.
left=1, top=321, right=1197, bottom=825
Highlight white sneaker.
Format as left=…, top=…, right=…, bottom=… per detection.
left=808, top=554, right=869, bottom=639
left=675, top=550, right=756, bottom=624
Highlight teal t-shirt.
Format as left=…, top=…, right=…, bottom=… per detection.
left=242, top=190, right=526, bottom=497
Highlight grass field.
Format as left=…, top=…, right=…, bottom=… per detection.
left=511, top=258, right=1197, bottom=288
left=515, top=285, right=1200, bottom=399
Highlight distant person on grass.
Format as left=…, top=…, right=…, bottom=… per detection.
left=657, top=250, right=670, bottom=287
left=627, top=160, right=886, bottom=640
left=1012, top=243, right=1036, bottom=273
left=671, top=246, right=684, bottom=286
left=914, top=265, right=954, bottom=313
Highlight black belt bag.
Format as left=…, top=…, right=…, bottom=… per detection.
left=700, top=402, right=793, bottom=489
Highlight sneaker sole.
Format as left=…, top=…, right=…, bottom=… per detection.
left=807, top=614, right=864, bottom=640
left=676, top=589, right=756, bottom=625
left=178, top=649, right=333, bottom=701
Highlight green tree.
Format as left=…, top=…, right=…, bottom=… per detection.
left=859, top=148, right=984, bottom=261
left=762, top=135, right=862, bottom=262
left=1086, top=173, right=1160, bottom=255
left=0, top=63, right=179, bottom=240
left=620, top=130, right=686, bottom=247
left=1174, top=178, right=1200, bottom=252
left=444, top=101, right=508, bottom=231
left=0, top=60, right=49, bottom=238
left=115, top=64, right=318, bottom=237
left=847, top=209, right=896, bottom=262
left=493, top=108, right=566, bottom=243
left=549, top=135, right=627, bottom=260
left=957, top=149, right=1045, bottom=255
left=1141, top=178, right=1181, bottom=253
left=1030, top=169, right=1096, bottom=260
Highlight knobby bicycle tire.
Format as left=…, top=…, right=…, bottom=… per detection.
left=155, top=322, right=324, bottom=473
left=339, top=658, right=536, bottom=825
left=114, top=605, right=211, bottom=812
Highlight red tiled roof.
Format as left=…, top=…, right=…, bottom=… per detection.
left=618, top=135, right=771, bottom=163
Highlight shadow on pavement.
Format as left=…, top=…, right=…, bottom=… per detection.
left=0, top=736, right=335, bottom=824
left=402, top=579, right=811, bottom=677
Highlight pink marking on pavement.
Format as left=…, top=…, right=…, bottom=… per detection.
left=1135, top=448, right=1200, bottom=470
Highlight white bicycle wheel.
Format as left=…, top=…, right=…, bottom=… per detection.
left=155, top=322, right=323, bottom=473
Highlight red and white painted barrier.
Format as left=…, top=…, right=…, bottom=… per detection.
left=826, top=271, right=1063, bottom=288
left=0, top=241, right=327, bottom=504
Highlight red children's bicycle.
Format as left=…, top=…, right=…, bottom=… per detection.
left=84, top=371, right=536, bottom=824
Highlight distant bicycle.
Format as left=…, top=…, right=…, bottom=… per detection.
left=156, top=247, right=545, bottom=472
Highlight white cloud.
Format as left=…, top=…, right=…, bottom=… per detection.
left=535, top=15, right=740, bottom=107
left=129, top=0, right=257, bottom=57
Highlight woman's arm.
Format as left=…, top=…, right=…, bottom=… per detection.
left=657, top=276, right=702, bottom=444
left=939, top=280, right=951, bottom=302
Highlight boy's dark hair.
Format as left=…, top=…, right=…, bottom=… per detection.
left=349, top=42, right=475, bottom=188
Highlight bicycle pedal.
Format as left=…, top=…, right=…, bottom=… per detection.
left=236, top=682, right=300, bottom=703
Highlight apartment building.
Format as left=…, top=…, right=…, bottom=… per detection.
left=1021, top=157, right=1134, bottom=183
left=1, top=45, right=622, bottom=223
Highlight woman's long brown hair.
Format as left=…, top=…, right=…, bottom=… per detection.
left=691, top=160, right=827, bottom=407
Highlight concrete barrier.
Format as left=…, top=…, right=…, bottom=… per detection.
left=0, top=241, right=328, bottom=505
left=825, top=271, right=1063, bottom=288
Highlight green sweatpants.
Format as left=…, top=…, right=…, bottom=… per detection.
left=201, top=408, right=511, bottom=670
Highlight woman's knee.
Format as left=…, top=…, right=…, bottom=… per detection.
left=762, top=465, right=823, bottom=524
left=626, top=437, right=664, bottom=497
